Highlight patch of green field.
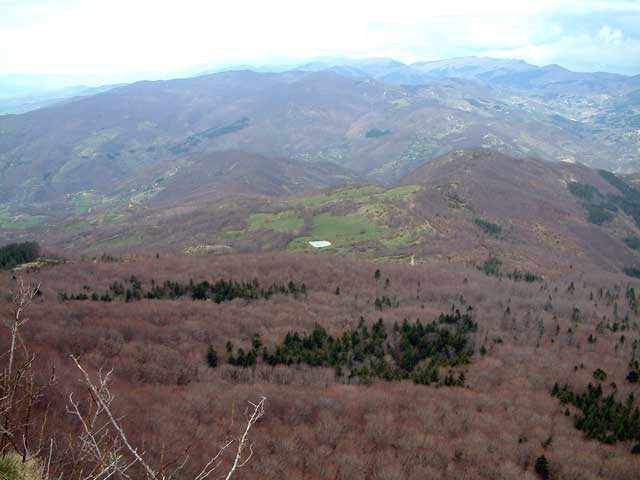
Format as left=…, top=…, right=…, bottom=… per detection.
left=376, top=185, right=421, bottom=200
left=381, top=229, right=416, bottom=249
left=136, top=120, right=157, bottom=131
left=288, top=213, right=388, bottom=250
left=284, top=183, right=422, bottom=252
left=390, top=98, right=410, bottom=108
left=287, top=184, right=419, bottom=210
left=68, top=191, right=103, bottom=213
left=221, top=229, right=247, bottom=240
left=76, top=128, right=120, bottom=157
left=100, top=211, right=129, bottom=224
left=356, top=204, right=389, bottom=220
left=288, top=185, right=385, bottom=208
left=0, top=204, right=42, bottom=229
left=248, top=211, right=304, bottom=233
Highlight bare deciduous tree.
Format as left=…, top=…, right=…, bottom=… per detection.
left=0, top=277, right=55, bottom=464
left=0, top=278, right=266, bottom=479
left=66, top=356, right=265, bottom=480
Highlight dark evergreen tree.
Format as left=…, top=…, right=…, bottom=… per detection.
left=252, top=334, right=262, bottom=351
left=0, top=241, right=39, bottom=269
left=206, top=345, right=218, bottom=368
left=534, top=455, right=550, bottom=480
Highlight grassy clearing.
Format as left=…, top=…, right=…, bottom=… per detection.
left=76, top=128, right=120, bottom=157
left=248, top=211, right=303, bottom=233
left=0, top=205, right=42, bottom=229
left=356, top=204, right=390, bottom=221
left=221, top=228, right=247, bottom=240
left=376, top=185, right=421, bottom=200
left=288, top=185, right=384, bottom=208
left=284, top=184, right=421, bottom=252
left=68, top=191, right=104, bottom=213
left=390, top=98, right=410, bottom=108
left=381, top=229, right=416, bottom=249
left=136, top=120, right=157, bottom=131
left=288, top=184, right=419, bottom=209
left=288, top=213, right=388, bottom=250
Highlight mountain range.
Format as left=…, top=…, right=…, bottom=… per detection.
left=1, top=55, right=640, bottom=278
left=4, top=56, right=640, bottom=480
left=1, top=56, right=639, bottom=218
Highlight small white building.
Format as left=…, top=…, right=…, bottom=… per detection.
left=308, top=240, right=332, bottom=248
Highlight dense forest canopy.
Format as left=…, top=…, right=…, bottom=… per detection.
left=0, top=241, right=39, bottom=269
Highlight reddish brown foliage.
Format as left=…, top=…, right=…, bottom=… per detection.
left=1, top=252, right=640, bottom=479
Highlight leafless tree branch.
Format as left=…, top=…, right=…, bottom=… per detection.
left=68, top=355, right=266, bottom=480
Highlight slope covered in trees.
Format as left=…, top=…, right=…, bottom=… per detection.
left=1, top=252, right=639, bottom=479
left=0, top=241, right=39, bottom=269
left=11, top=149, right=640, bottom=283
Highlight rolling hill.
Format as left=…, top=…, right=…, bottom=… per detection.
left=1, top=61, right=639, bottom=222
left=9, top=149, right=640, bottom=280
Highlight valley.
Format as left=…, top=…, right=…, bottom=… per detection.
left=1, top=51, right=640, bottom=480
left=1, top=57, right=639, bottom=223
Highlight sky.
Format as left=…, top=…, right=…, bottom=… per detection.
left=0, top=0, right=639, bottom=85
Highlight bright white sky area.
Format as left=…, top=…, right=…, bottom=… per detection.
left=0, top=0, right=639, bottom=83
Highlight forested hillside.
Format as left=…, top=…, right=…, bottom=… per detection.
left=1, top=252, right=639, bottom=478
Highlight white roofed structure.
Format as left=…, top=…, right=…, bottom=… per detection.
left=309, top=240, right=332, bottom=248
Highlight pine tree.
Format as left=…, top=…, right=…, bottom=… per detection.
left=206, top=344, right=218, bottom=368
left=534, top=455, right=550, bottom=480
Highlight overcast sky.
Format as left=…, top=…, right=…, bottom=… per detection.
left=1, top=0, right=639, bottom=83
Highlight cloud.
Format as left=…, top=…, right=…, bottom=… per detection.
left=598, top=25, right=623, bottom=46
left=0, top=0, right=638, bottom=80
left=482, top=21, right=640, bottom=74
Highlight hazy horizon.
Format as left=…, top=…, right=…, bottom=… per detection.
left=1, top=0, right=639, bottom=88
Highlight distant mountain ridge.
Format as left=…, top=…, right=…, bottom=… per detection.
left=233, top=55, right=639, bottom=94
left=0, top=55, right=639, bottom=225
left=4, top=55, right=635, bottom=115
